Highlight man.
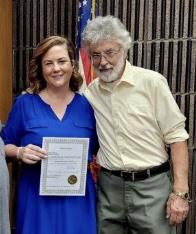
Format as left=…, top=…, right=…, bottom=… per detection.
left=82, top=15, right=190, bottom=234
left=0, top=122, right=10, bottom=234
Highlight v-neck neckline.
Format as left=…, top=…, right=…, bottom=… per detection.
left=36, top=93, right=78, bottom=122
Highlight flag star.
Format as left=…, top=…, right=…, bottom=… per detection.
left=83, top=0, right=88, bottom=6
left=79, top=2, right=82, bottom=8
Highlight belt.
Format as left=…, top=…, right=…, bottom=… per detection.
left=101, top=161, right=170, bottom=181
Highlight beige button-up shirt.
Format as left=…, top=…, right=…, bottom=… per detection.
left=84, top=61, right=189, bottom=170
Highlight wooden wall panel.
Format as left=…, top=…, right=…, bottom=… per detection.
left=0, top=1, right=12, bottom=123
left=12, top=0, right=78, bottom=94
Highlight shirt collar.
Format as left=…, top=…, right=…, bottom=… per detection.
left=120, top=60, right=136, bottom=86
left=98, top=60, right=136, bottom=91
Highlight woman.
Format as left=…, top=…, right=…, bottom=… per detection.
left=1, top=36, right=98, bottom=234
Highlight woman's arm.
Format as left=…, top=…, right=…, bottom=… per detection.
left=5, top=144, right=47, bottom=164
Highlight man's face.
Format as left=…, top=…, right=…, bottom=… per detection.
left=89, top=40, right=126, bottom=83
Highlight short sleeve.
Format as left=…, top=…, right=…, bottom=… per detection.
left=1, top=97, right=25, bottom=146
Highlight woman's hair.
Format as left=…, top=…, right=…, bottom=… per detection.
left=82, top=15, right=132, bottom=52
left=27, top=36, right=83, bottom=93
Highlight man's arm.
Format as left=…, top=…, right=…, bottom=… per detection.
left=166, top=141, right=190, bottom=225
left=171, top=141, right=189, bottom=192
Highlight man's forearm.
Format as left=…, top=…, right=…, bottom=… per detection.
left=170, top=141, right=189, bottom=192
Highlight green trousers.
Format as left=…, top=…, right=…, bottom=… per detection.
left=97, top=169, right=176, bottom=234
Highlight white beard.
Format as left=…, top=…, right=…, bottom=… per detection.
left=95, top=55, right=126, bottom=83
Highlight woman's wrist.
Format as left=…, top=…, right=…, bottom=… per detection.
left=16, top=147, right=24, bottom=160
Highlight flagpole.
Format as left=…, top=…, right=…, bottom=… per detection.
left=91, top=0, right=96, bottom=19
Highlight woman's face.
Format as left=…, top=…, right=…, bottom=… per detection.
left=41, top=44, right=73, bottom=89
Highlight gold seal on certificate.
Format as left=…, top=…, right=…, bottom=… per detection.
left=68, top=175, right=77, bottom=184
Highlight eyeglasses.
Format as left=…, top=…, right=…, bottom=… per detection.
left=90, top=46, right=122, bottom=64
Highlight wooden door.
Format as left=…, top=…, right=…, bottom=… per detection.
left=0, top=1, right=12, bottom=123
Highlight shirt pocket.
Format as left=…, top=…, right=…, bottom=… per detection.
left=74, top=119, right=94, bottom=130
left=126, top=104, right=154, bottom=131
left=25, top=119, right=48, bottom=130
left=73, top=119, right=96, bottom=139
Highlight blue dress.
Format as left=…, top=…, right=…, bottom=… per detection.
left=1, top=93, right=98, bottom=234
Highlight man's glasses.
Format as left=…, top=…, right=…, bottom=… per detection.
left=90, top=46, right=122, bottom=64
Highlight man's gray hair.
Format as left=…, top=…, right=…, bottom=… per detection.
left=82, top=15, right=132, bottom=51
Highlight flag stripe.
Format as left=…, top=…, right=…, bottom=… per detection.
left=76, top=0, right=95, bottom=88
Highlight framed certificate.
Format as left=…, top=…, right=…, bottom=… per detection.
left=40, top=137, right=89, bottom=196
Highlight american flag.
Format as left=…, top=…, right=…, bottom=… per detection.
left=76, top=0, right=95, bottom=92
